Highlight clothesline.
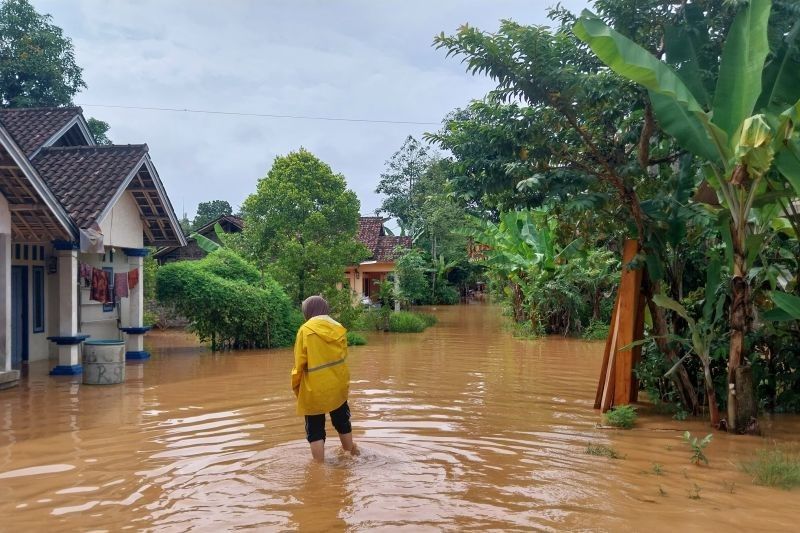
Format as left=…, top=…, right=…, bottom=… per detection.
left=78, top=262, right=140, bottom=304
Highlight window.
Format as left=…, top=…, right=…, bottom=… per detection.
left=103, top=267, right=115, bottom=312
left=32, top=266, right=45, bottom=333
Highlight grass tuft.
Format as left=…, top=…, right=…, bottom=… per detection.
left=740, top=447, right=800, bottom=490
left=585, top=443, right=624, bottom=459
left=346, top=331, right=367, bottom=346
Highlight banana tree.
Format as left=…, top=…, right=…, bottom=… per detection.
left=466, top=209, right=581, bottom=324
left=653, top=258, right=726, bottom=427
left=574, top=0, right=800, bottom=433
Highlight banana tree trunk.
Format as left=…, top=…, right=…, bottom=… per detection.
left=727, top=229, right=756, bottom=433
left=701, top=357, right=720, bottom=428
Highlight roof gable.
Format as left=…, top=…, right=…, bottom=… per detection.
left=33, top=145, right=148, bottom=229
left=357, top=216, right=410, bottom=262
left=0, top=107, right=86, bottom=156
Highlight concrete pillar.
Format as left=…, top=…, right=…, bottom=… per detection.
left=50, top=245, right=83, bottom=375
left=122, top=248, right=149, bottom=360
left=1, top=233, right=11, bottom=373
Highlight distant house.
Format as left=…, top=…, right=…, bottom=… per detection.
left=153, top=214, right=243, bottom=265
left=345, top=217, right=411, bottom=301
left=0, top=107, right=185, bottom=388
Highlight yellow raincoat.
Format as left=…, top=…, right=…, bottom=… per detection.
left=291, top=315, right=350, bottom=416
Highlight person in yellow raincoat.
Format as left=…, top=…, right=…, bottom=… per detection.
left=292, top=295, right=358, bottom=461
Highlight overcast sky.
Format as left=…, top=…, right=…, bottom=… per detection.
left=33, top=0, right=589, bottom=223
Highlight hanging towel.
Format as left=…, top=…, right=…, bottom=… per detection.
left=114, top=272, right=129, bottom=299
left=79, top=263, right=92, bottom=286
left=128, top=267, right=140, bottom=291
left=91, top=268, right=111, bottom=303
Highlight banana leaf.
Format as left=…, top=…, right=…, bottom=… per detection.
left=191, top=232, right=221, bottom=253
left=711, top=0, right=771, bottom=144
left=771, top=291, right=800, bottom=319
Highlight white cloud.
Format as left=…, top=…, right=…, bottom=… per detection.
left=33, top=0, right=589, bottom=217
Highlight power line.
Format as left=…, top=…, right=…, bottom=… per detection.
left=77, top=103, right=440, bottom=126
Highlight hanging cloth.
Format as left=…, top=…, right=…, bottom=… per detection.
left=91, top=268, right=111, bottom=303
left=128, top=268, right=140, bottom=291
left=79, top=263, right=93, bottom=286
left=114, top=272, right=129, bottom=299
left=79, top=225, right=105, bottom=254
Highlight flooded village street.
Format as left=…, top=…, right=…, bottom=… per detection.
left=1, top=304, right=799, bottom=532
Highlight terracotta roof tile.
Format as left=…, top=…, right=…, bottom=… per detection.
left=0, top=107, right=81, bottom=156
left=357, top=216, right=410, bottom=262
left=32, top=145, right=147, bottom=228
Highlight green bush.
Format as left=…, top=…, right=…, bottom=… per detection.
left=741, top=447, right=800, bottom=490
left=582, top=319, right=610, bottom=340
left=156, top=249, right=302, bottom=350
left=434, top=284, right=461, bottom=305
left=346, top=331, right=367, bottom=346
left=388, top=311, right=426, bottom=332
left=416, top=313, right=438, bottom=328
left=604, top=405, right=637, bottom=429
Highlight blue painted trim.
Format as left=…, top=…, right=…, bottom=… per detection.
left=126, top=351, right=150, bottom=360
left=122, top=248, right=149, bottom=257
left=50, top=365, right=83, bottom=376
left=47, top=334, right=90, bottom=345
left=52, top=240, right=79, bottom=251
left=120, top=326, right=152, bottom=335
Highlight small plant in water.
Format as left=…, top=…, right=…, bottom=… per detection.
left=683, top=431, right=713, bottom=465
left=740, top=447, right=800, bottom=490
left=687, top=483, right=702, bottom=500
left=586, top=443, right=624, bottom=459
left=721, top=480, right=737, bottom=494
left=604, top=405, right=637, bottom=429
left=652, top=463, right=664, bottom=476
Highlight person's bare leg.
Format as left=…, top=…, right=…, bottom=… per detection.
left=338, top=432, right=359, bottom=455
left=309, top=440, right=325, bottom=462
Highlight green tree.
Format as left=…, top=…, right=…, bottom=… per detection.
left=395, top=249, right=430, bottom=306
left=238, top=148, right=367, bottom=303
left=0, top=0, right=85, bottom=107
left=574, top=0, right=800, bottom=432
left=87, top=117, right=111, bottom=145
left=193, top=200, right=233, bottom=229
left=375, top=135, right=434, bottom=237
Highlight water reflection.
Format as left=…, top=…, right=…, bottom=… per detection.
left=0, top=305, right=798, bottom=531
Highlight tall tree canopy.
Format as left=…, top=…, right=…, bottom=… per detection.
left=193, top=200, right=233, bottom=229
left=0, top=0, right=85, bottom=107
left=238, top=149, right=366, bottom=303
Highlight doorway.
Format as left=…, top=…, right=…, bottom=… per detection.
left=11, top=265, right=28, bottom=368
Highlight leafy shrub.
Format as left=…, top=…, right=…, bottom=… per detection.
left=156, top=249, right=302, bottom=350
left=582, top=319, right=610, bottom=340
left=388, top=311, right=426, bottom=333
left=346, top=331, right=367, bottom=346
left=396, top=249, right=430, bottom=305
left=434, top=284, right=461, bottom=305
left=740, top=447, right=800, bottom=490
left=326, top=287, right=362, bottom=330
left=604, top=405, right=637, bottom=429
left=352, top=309, right=384, bottom=331
left=683, top=431, right=713, bottom=466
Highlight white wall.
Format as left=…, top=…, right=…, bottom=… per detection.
left=98, top=192, right=144, bottom=249
left=78, top=249, right=133, bottom=342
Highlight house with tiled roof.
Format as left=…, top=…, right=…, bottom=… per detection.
left=0, top=107, right=185, bottom=388
left=152, top=214, right=244, bottom=265
left=345, top=216, right=411, bottom=302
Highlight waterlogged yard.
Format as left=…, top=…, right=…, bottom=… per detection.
left=1, top=304, right=799, bottom=531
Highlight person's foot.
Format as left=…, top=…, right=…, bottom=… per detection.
left=349, top=444, right=361, bottom=457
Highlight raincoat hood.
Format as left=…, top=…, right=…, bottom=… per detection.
left=303, top=315, right=346, bottom=342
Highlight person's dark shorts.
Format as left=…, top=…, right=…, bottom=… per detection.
left=304, top=401, right=352, bottom=442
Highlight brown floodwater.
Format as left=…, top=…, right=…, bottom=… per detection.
left=1, top=304, right=799, bottom=532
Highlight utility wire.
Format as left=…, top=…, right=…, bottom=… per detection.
left=77, top=103, right=440, bottom=126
